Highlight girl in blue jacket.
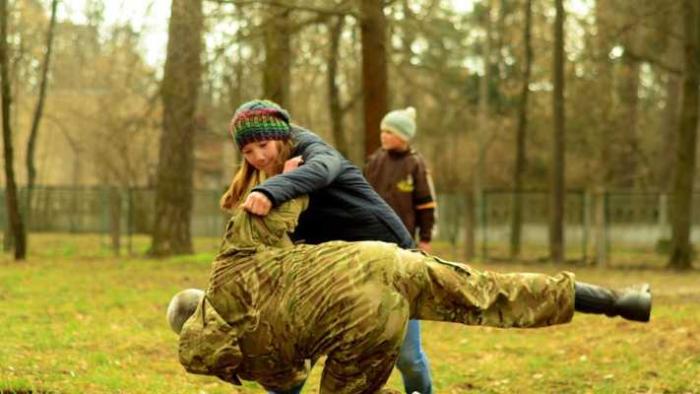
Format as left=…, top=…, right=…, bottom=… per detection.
left=220, top=99, right=432, bottom=394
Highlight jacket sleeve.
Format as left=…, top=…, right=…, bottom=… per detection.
left=363, top=150, right=378, bottom=185
left=252, top=137, right=343, bottom=206
left=412, top=156, right=436, bottom=242
left=219, top=197, right=309, bottom=252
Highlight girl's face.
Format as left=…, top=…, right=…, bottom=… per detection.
left=241, top=140, right=281, bottom=176
left=380, top=130, right=408, bottom=151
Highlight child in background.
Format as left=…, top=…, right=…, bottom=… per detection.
left=220, top=99, right=433, bottom=394
left=365, top=107, right=436, bottom=253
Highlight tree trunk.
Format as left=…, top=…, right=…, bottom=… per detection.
left=509, top=0, right=532, bottom=260
left=360, top=0, right=388, bottom=158
left=591, top=0, right=614, bottom=265
left=658, top=5, right=684, bottom=193
left=327, top=16, right=349, bottom=158
left=227, top=27, right=245, bottom=111
left=494, top=0, right=507, bottom=114
left=617, top=51, right=640, bottom=187
left=659, top=76, right=682, bottom=192
left=0, top=0, right=26, bottom=260
left=400, top=0, right=416, bottom=107
left=150, top=0, right=203, bottom=256
left=25, top=0, right=58, bottom=223
left=550, top=0, right=566, bottom=263
left=472, top=0, right=492, bottom=260
left=263, top=6, right=291, bottom=109
left=668, top=0, right=700, bottom=270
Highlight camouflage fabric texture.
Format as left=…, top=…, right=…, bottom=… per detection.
left=178, top=197, right=576, bottom=393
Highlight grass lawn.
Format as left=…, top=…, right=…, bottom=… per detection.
left=1, top=234, right=699, bottom=393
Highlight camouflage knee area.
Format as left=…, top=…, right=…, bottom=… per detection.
left=320, top=346, right=401, bottom=394
left=319, top=289, right=409, bottom=394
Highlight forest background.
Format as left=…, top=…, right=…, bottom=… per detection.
left=2, top=1, right=700, bottom=393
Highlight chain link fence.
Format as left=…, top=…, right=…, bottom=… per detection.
left=1, top=186, right=698, bottom=263
left=0, top=186, right=228, bottom=237
left=437, top=190, right=698, bottom=263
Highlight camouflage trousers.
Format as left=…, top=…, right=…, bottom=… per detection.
left=230, top=246, right=575, bottom=393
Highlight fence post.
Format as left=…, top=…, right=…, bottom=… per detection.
left=658, top=193, right=670, bottom=240
left=127, top=188, right=134, bottom=255
left=582, top=190, right=590, bottom=263
left=100, top=186, right=108, bottom=247
left=481, top=190, right=488, bottom=260
left=463, top=191, right=475, bottom=260
left=593, top=188, right=608, bottom=266
left=108, top=187, right=122, bottom=256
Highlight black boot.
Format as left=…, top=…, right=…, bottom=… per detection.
left=574, top=282, right=652, bottom=322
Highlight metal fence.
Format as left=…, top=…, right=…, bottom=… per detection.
left=1, top=186, right=698, bottom=261
left=435, top=190, right=700, bottom=262
left=0, top=186, right=228, bottom=238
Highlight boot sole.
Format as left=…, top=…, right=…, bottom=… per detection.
left=619, top=285, right=652, bottom=322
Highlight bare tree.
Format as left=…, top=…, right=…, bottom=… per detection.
left=263, top=5, right=291, bottom=107
left=360, top=0, right=388, bottom=158
left=398, top=0, right=417, bottom=107
left=616, top=18, right=641, bottom=188
left=150, top=0, right=204, bottom=256
left=509, top=0, right=532, bottom=260
left=470, top=0, right=493, bottom=260
left=1, top=0, right=26, bottom=260
left=327, top=15, right=349, bottom=158
left=25, top=0, right=58, bottom=220
left=590, top=0, right=615, bottom=266
left=550, top=0, right=566, bottom=263
left=657, top=5, right=684, bottom=193
left=668, top=0, right=699, bottom=270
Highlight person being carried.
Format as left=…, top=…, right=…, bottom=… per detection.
left=365, top=106, right=436, bottom=252
left=167, top=198, right=652, bottom=394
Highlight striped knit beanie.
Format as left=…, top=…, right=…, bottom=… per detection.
left=229, top=99, right=291, bottom=149
left=381, top=106, right=417, bottom=141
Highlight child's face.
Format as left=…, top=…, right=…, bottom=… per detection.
left=241, top=140, right=281, bottom=176
left=380, top=130, right=408, bottom=151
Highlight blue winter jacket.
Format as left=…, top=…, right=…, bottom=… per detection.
left=252, top=126, right=414, bottom=249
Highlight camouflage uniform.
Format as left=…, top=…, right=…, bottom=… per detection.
left=178, top=198, right=575, bottom=393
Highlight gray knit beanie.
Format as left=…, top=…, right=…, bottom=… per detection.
left=380, top=107, right=417, bottom=141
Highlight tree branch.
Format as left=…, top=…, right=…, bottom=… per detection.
left=206, top=0, right=359, bottom=18
left=623, top=48, right=682, bottom=75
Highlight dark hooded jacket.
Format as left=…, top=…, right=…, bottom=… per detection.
left=364, top=148, right=436, bottom=242
left=252, top=126, right=414, bottom=249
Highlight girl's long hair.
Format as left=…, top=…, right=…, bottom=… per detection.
left=220, top=139, right=295, bottom=212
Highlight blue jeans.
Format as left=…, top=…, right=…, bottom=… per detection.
left=396, top=320, right=433, bottom=394
left=268, top=320, right=433, bottom=394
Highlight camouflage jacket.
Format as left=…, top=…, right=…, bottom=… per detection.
left=178, top=196, right=426, bottom=388
left=177, top=197, right=575, bottom=389
left=178, top=198, right=308, bottom=384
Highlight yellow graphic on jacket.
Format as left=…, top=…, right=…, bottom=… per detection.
left=396, top=174, right=414, bottom=193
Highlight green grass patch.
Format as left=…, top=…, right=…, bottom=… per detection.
left=1, top=236, right=699, bottom=393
